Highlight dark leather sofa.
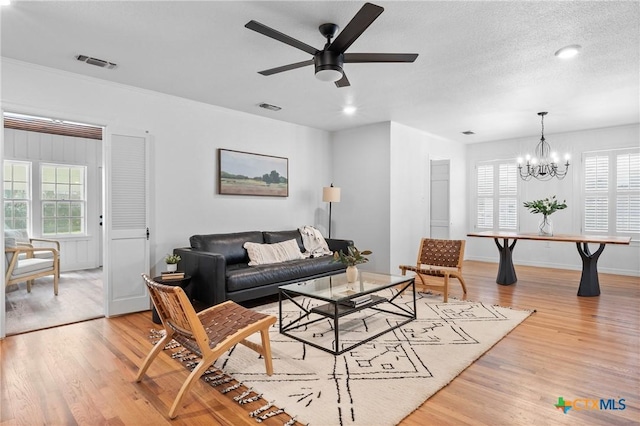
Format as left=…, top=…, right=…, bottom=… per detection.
left=174, top=229, right=353, bottom=307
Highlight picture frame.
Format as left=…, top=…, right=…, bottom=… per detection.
left=218, top=149, right=289, bottom=197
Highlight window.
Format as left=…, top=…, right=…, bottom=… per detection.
left=583, top=149, right=640, bottom=235
left=475, top=161, right=518, bottom=230
left=41, top=164, right=86, bottom=235
left=3, top=161, right=31, bottom=232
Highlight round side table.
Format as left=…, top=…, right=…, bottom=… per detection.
left=151, top=274, right=192, bottom=324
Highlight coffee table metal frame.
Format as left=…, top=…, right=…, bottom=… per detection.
left=278, top=272, right=416, bottom=355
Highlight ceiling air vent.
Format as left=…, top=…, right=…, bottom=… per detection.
left=462, top=130, right=475, bottom=135
left=258, top=103, right=282, bottom=111
left=76, top=54, right=117, bottom=69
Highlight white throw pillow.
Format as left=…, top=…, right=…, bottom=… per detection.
left=244, top=239, right=304, bottom=266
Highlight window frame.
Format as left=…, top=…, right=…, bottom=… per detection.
left=474, top=159, right=519, bottom=232
left=3, top=160, right=32, bottom=233
left=40, top=163, right=88, bottom=236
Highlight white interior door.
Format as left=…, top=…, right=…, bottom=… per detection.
left=430, top=160, right=450, bottom=239
left=104, top=128, right=150, bottom=317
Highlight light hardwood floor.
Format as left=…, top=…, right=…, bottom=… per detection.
left=1, top=261, right=638, bottom=425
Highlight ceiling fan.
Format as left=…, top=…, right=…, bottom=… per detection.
left=245, top=2, right=418, bottom=88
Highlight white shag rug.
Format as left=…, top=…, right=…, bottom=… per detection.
left=205, top=289, right=533, bottom=426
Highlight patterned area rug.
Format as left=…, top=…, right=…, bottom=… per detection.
left=155, top=290, right=533, bottom=425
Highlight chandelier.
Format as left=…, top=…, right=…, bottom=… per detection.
left=517, top=112, right=570, bottom=181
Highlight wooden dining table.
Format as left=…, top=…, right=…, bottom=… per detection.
left=466, top=231, right=632, bottom=296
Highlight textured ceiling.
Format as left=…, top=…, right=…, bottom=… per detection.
left=1, top=1, right=639, bottom=144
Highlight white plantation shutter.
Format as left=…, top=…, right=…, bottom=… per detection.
left=584, top=155, right=609, bottom=232
left=585, top=155, right=608, bottom=191
left=584, top=197, right=608, bottom=232
left=476, top=161, right=518, bottom=230
left=499, top=164, right=517, bottom=229
left=476, top=164, right=493, bottom=228
left=583, top=149, right=639, bottom=235
left=499, top=198, right=517, bottom=229
left=616, top=152, right=640, bottom=233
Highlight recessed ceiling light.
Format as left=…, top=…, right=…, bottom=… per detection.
left=343, top=106, right=357, bottom=115
left=0, top=0, right=11, bottom=6
left=554, top=44, right=582, bottom=59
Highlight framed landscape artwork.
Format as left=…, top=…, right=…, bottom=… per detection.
left=218, top=149, right=289, bottom=197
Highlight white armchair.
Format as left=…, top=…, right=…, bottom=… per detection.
left=5, top=229, right=60, bottom=278
left=5, top=237, right=59, bottom=295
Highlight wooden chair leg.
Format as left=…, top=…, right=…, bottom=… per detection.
left=54, top=274, right=59, bottom=295
left=458, top=276, right=467, bottom=294
left=136, top=331, right=174, bottom=382
left=260, top=327, right=274, bottom=376
left=443, top=274, right=449, bottom=303
left=169, top=355, right=215, bottom=419
left=27, top=280, right=33, bottom=293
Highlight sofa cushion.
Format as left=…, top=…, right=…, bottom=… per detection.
left=190, top=231, right=263, bottom=265
left=262, top=230, right=304, bottom=252
left=244, top=239, right=304, bottom=266
left=225, top=256, right=345, bottom=293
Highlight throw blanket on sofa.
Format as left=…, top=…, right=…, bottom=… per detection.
left=298, top=226, right=333, bottom=258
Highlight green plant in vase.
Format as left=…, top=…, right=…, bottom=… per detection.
left=523, top=196, right=567, bottom=236
left=333, top=246, right=372, bottom=283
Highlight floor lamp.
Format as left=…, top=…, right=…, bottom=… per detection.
left=323, top=184, right=341, bottom=238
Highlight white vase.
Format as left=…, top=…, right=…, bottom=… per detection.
left=166, top=263, right=178, bottom=272
left=538, top=215, right=553, bottom=236
left=346, top=265, right=358, bottom=283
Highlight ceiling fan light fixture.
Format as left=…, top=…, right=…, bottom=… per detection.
left=314, top=50, right=344, bottom=82
left=315, top=67, right=343, bottom=82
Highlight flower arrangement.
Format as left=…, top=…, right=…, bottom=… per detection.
left=164, top=254, right=181, bottom=264
left=523, top=195, right=567, bottom=216
left=332, top=246, right=372, bottom=267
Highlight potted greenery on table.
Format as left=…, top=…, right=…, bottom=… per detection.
left=523, top=195, right=567, bottom=236
left=164, top=253, right=181, bottom=272
left=333, top=246, right=372, bottom=283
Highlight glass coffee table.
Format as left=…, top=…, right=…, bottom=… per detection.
left=278, top=271, right=416, bottom=355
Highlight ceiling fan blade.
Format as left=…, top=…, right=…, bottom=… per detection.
left=335, top=73, right=350, bottom=88
left=245, top=20, right=318, bottom=55
left=344, top=53, right=419, bottom=63
left=328, top=3, right=384, bottom=54
left=258, top=59, right=315, bottom=76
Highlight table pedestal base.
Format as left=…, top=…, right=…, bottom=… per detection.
left=494, top=238, right=517, bottom=285
left=576, top=243, right=605, bottom=297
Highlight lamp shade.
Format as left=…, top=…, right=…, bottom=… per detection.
left=323, top=186, right=341, bottom=203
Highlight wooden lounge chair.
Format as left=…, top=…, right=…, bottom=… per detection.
left=136, top=274, right=276, bottom=419
left=399, top=238, right=467, bottom=302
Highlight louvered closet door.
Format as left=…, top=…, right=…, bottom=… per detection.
left=430, top=160, right=450, bottom=239
left=104, top=128, right=150, bottom=316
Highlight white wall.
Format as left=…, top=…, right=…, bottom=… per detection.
left=331, top=122, right=391, bottom=273
left=1, top=59, right=333, bottom=274
left=466, top=124, right=640, bottom=276
left=331, top=121, right=467, bottom=274
left=4, top=128, right=101, bottom=271
left=389, top=122, right=467, bottom=273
